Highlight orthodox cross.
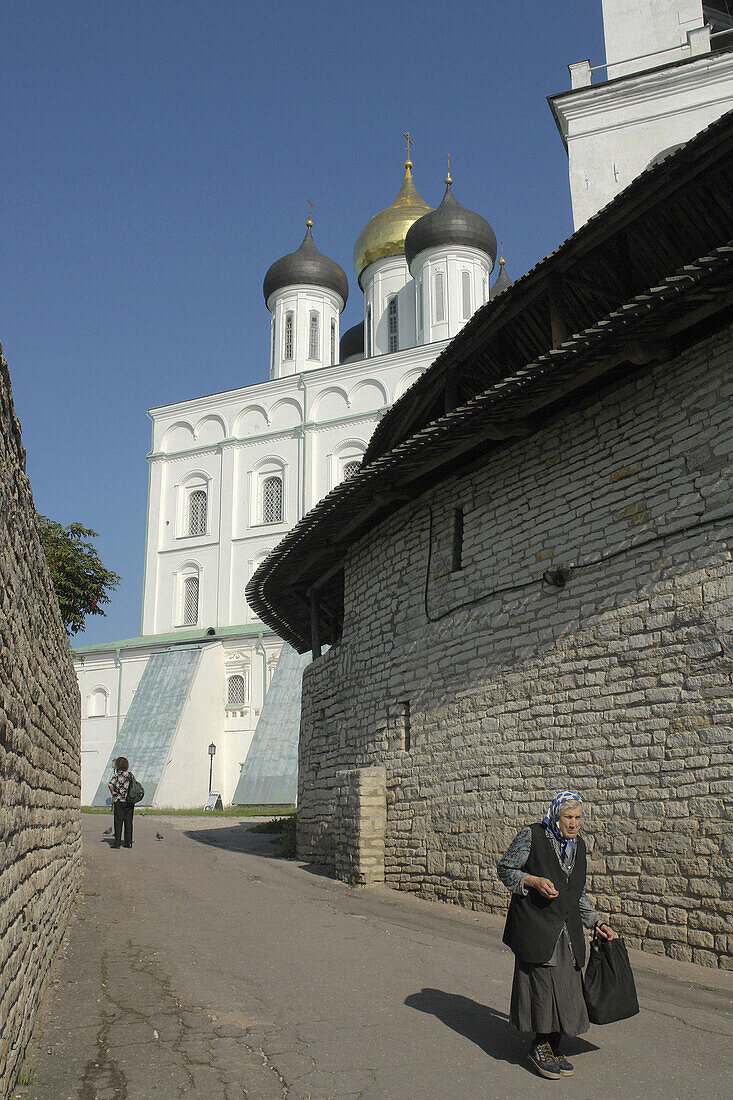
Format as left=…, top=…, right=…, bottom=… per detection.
left=446, top=152, right=452, bottom=184
left=307, top=197, right=313, bottom=226
left=403, top=131, right=414, bottom=162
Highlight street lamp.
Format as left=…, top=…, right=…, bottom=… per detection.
left=208, top=742, right=216, bottom=794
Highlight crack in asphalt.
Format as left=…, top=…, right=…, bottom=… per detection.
left=75, top=940, right=289, bottom=1099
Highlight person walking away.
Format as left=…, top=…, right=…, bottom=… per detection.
left=497, top=790, right=617, bottom=1080
left=109, top=756, right=135, bottom=848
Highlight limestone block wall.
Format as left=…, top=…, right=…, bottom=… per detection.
left=333, top=766, right=387, bottom=885
left=0, top=345, right=82, bottom=1096
left=298, top=323, right=733, bottom=968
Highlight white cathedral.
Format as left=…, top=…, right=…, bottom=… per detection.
left=75, top=0, right=733, bottom=808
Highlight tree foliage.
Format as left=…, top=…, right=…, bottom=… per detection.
left=37, top=515, right=121, bottom=636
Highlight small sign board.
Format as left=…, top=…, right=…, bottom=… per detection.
left=204, top=792, right=223, bottom=811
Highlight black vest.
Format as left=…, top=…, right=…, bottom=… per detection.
left=502, top=823, right=587, bottom=967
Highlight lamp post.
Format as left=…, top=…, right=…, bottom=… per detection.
left=208, top=742, right=216, bottom=794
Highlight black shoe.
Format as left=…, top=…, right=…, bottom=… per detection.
left=551, top=1049, right=575, bottom=1077
left=111, top=843, right=121, bottom=849
left=528, top=1042, right=561, bottom=1080
left=122, top=843, right=132, bottom=848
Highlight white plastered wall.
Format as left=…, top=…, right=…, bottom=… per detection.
left=267, top=285, right=343, bottom=379
left=551, top=4, right=733, bottom=228
left=360, top=256, right=417, bottom=355
left=602, top=0, right=704, bottom=78
left=410, top=246, right=493, bottom=345
left=76, top=648, right=153, bottom=803
left=153, top=643, right=226, bottom=808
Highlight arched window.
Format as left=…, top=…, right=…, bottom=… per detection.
left=434, top=272, right=445, bottom=323
left=417, top=281, right=423, bottom=333
left=88, top=688, right=108, bottom=717
left=227, top=674, right=246, bottom=707
left=263, top=475, right=283, bottom=523
left=343, top=460, right=360, bottom=480
left=270, top=319, right=275, bottom=371
left=284, top=312, right=294, bottom=360
left=188, top=489, right=207, bottom=536
left=330, top=318, right=336, bottom=365
left=183, top=575, right=199, bottom=625
left=366, top=305, right=372, bottom=357
left=461, top=271, right=472, bottom=319
left=387, top=296, right=398, bottom=352
left=308, top=311, right=320, bottom=360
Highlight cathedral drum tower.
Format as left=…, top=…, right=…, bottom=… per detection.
left=405, top=161, right=497, bottom=345
left=353, top=135, right=433, bottom=358
left=264, top=207, right=349, bottom=378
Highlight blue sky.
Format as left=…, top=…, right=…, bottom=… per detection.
left=1, top=1, right=605, bottom=645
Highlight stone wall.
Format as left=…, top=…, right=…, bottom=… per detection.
left=297, top=324, right=733, bottom=968
left=0, top=344, right=82, bottom=1097
left=333, top=766, right=387, bottom=885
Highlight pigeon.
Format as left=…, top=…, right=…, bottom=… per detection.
left=104, top=828, right=113, bottom=836
left=155, top=832, right=164, bottom=840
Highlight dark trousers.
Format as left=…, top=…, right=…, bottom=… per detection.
left=113, top=801, right=134, bottom=846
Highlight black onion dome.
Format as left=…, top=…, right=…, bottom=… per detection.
left=339, top=321, right=364, bottom=361
left=405, top=182, right=497, bottom=268
left=263, top=224, right=349, bottom=305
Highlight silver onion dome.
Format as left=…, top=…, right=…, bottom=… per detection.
left=264, top=218, right=349, bottom=305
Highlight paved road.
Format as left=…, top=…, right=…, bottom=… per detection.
left=13, top=814, right=733, bottom=1100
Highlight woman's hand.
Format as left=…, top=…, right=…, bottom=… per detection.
left=526, top=875, right=559, bottom=899
left=596, top=921, right=617, bottom=940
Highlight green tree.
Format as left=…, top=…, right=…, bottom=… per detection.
left=37, top=515, right=121, bottom=636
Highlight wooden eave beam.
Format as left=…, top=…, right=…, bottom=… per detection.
left=549, top=279, right=568, bottom=347
left=398, top=418, right=533, bottom=486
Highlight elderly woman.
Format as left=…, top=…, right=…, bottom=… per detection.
left=497, top=790, right=616, bottom=1080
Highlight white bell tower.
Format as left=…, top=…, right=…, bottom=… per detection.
left=549, top=1, right=733, bottom=227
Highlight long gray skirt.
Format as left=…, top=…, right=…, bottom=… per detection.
left=509, top=933, right=590, bottom=1036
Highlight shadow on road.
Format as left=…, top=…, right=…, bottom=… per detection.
left=405, top=987, right=598, bottom=1065
left=182, top=823, right=336, bottom=878
left=183, top=823, right=276, bottom=854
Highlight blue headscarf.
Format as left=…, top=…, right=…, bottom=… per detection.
left=542, top=790, right=583, bottom=858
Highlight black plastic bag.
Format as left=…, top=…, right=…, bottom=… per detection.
left=583, top=934, right=639, bottom=1024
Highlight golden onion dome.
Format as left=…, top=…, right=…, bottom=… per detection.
left=353, top=159, right=433, bottom=286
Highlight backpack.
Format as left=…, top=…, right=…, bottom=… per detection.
left=127, top=775, right=145, bottom=805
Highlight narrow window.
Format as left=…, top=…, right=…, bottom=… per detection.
left=483, top=277, right=488, bottom=303
left=451, top=507, right=464, bottom=572
left=434, top=271, right=445, bottom=323
left=284, top=312, right=294, bottom=360
left=461, top=270, right=471, bottom=319
left=417, top=281, right=423, bottom=332
left=227, top=674, right=246, bottom=707
left=88, top=688, right=108, bottom=717
left=308, top=311, right=320, bottom=360
left=366, top=304, right=372, bottom=357
left=399, top=701, right=411, bottom=751
left=263, top=475, right=283, bottom=523
left=188, top=489, right=207, bottom=536
left=343, top=459, right=360, bottom=480
left=387, top=296, right=398, bottom=352
left=183, top=575, right=199, bottom=625
left=330, top=318, right=336, bottom=365
left=270, top=319, right=275, bottom=371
